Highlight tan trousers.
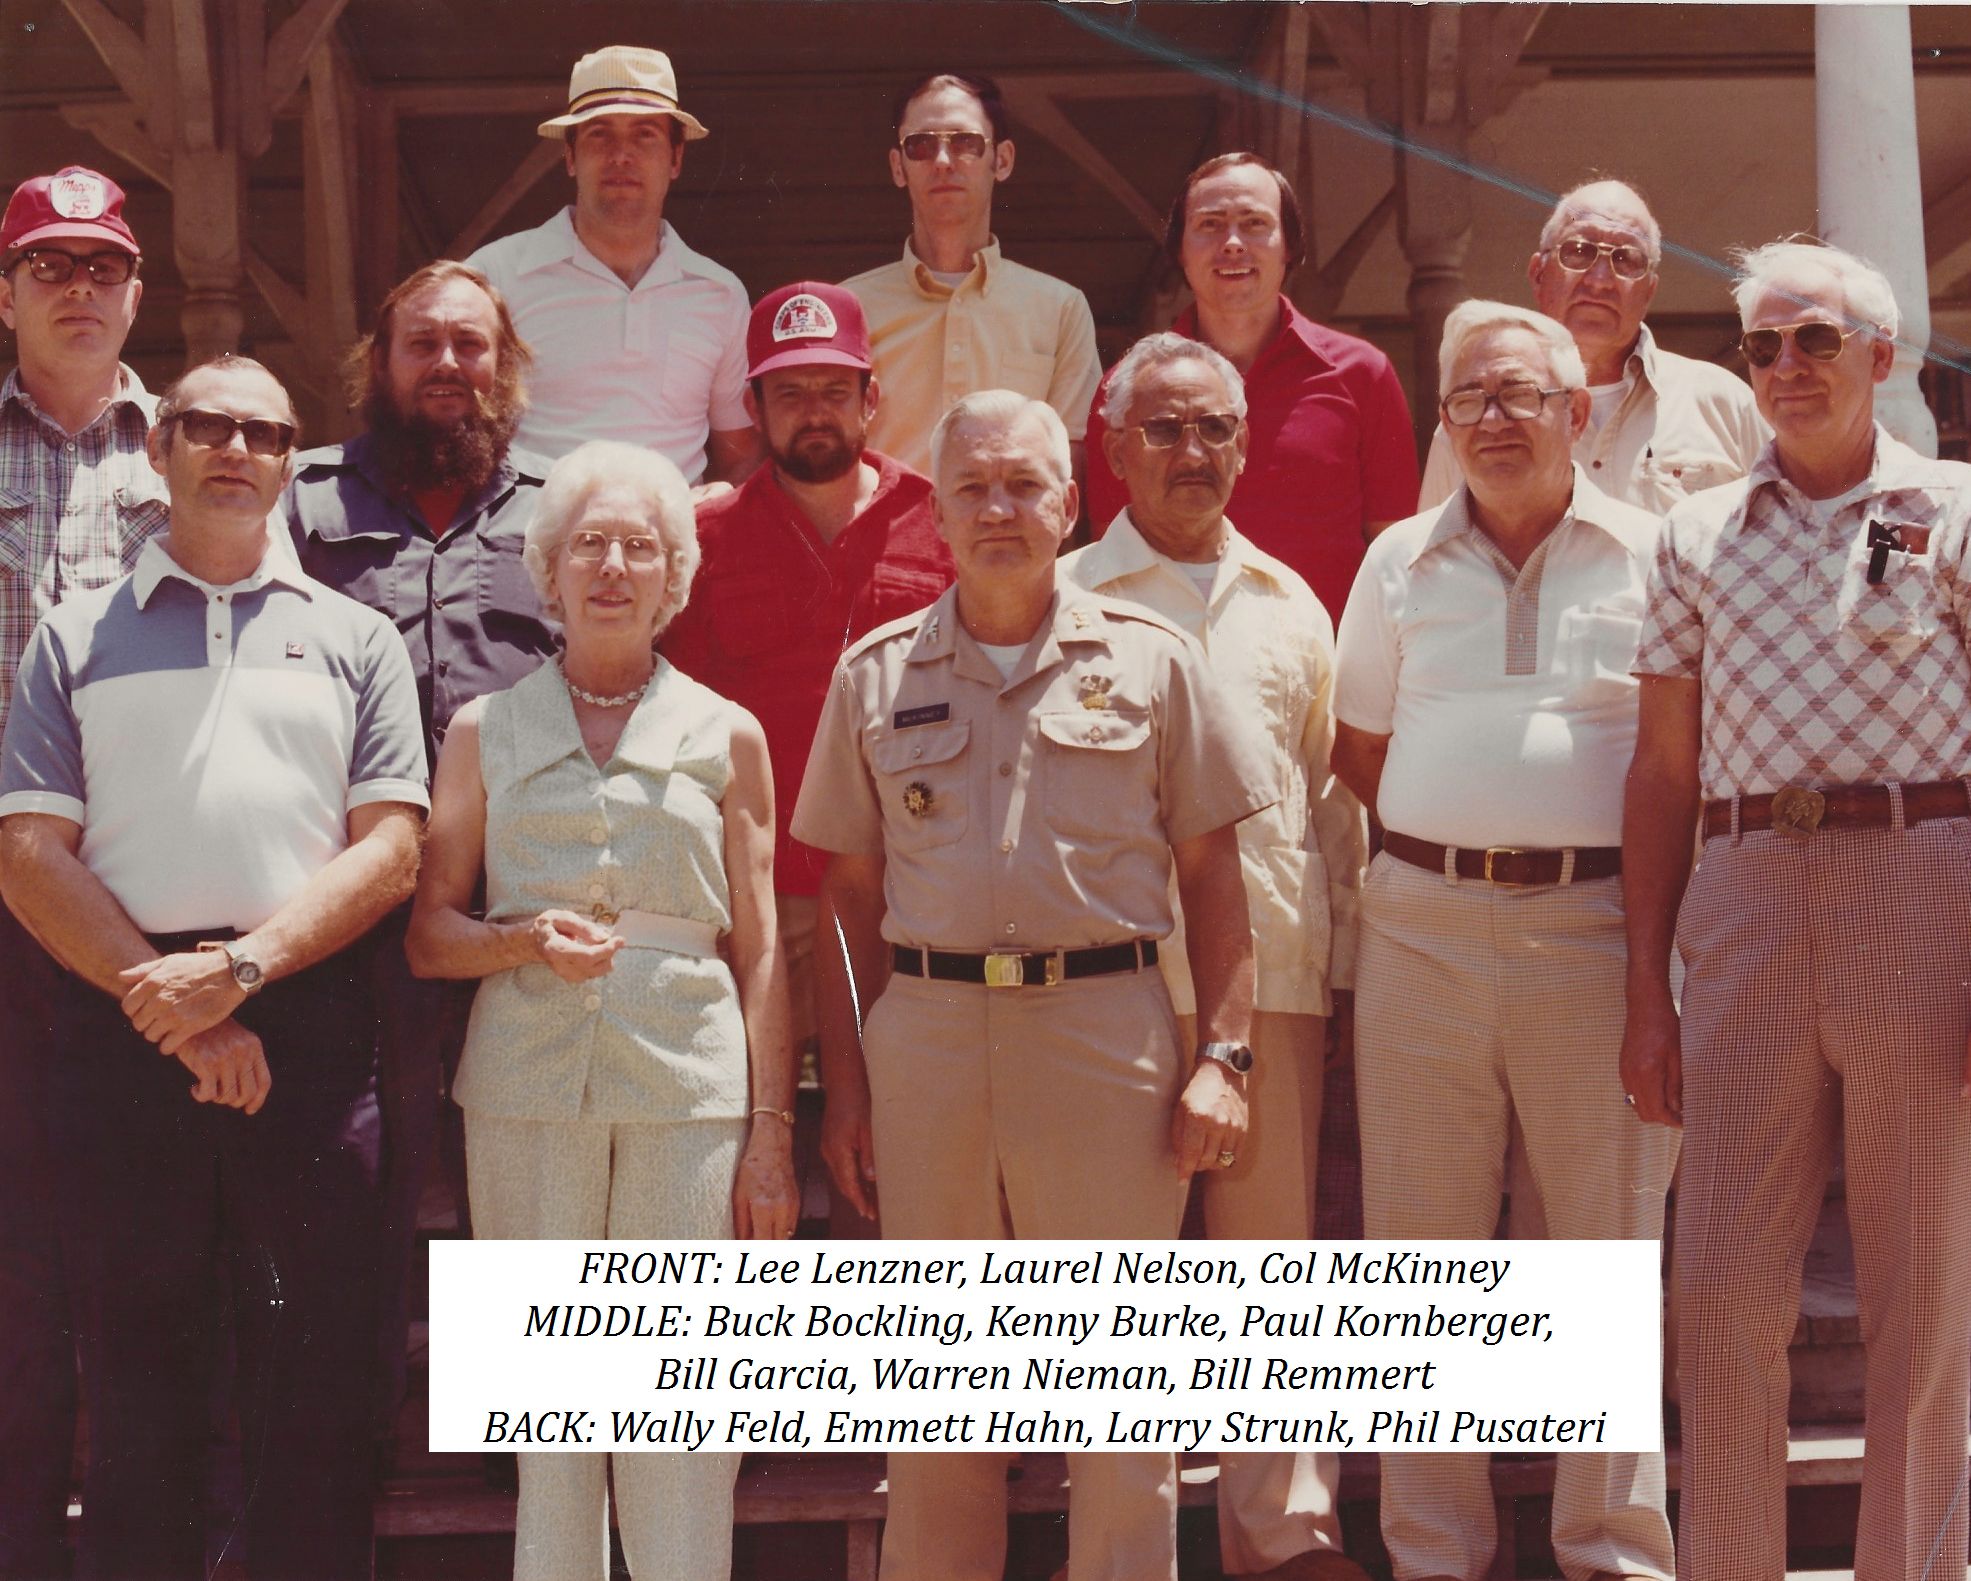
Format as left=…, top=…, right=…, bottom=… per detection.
left=466, top=1113, right=745, bottom=1581
left=1178, top=1009, right=1347, bottom=1574
left=1355, top=856, right=1678, bottom=1581
left=1674, top=821, right=1971, bottom=1581
left=864, top=971, right=1188, bottom=1581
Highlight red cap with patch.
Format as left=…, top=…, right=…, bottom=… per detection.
left=2, top=167, right=140, bottom=257
left=746, top=281, right=872, bottom=379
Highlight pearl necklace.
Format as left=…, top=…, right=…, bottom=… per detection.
left=560, top=660, right=650, bottom=710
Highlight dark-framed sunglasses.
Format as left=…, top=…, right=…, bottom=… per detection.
left=1548, top=237, right=1652, bottom=281
left=898, top=131, right=992, bottom=163
left=1738, top=321, right=1868, bottom=369
left=16, top=248, right=140, bottom=286
left=167, top=408, right=297, bottom=457
left=1129, top=412, right=1243, bottom=449
left=1440, top=383, right=1567, bottom=427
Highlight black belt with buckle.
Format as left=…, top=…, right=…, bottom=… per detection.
left=1703, top=779, right=1971, bottom=839
left=1382, top=830, right=1622, bottom=887
left=891, top=939, right=1158, bottom=988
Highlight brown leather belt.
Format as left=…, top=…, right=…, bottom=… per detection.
left=1702, top=779, right=1971, bottom=838
left=891, top=939, right=1157, bottom=989
left=1382, top=830, right=1621, bottom=887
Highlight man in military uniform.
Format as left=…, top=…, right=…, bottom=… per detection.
left=793, top=389, right=1274, bottom=1581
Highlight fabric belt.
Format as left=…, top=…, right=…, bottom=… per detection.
left=1382, top=829, right=1622, bottom=887
left=1702, top=778, right=1971, bottom=839
left=890, top=939, right=1158, bottom=989
left=606, top=910, right=721, bottom=958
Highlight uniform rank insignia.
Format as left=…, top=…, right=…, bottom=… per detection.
left=1078, top=675, right=1113, bottom=711
left=902, top=781, right=934, bottom=818
left=285, top=641, right=306, bottom=659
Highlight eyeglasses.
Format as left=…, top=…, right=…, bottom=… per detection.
left=564, top=530, right=664, bottom=565
left=167, top=408, right=297, bottom=456
left=1440, top=383, right=1567, bottom=427
left=1129, top=412, right=1243, bottom=449
left=1738, top=321, right=1868, bottom=369
left=15, top=248, right=139, bottom=286
left=898, top=131, right=992, bottom=163
left=1548, top=237, right=1653, bottom=281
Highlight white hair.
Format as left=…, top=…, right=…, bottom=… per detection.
left=523, top=440, right=699, bottom=632
left=1729, top=239, right=1900, bottom=339
left=928, top=389, right=1072, bottom=483
left=1437, top=300, right=1588, bottom=395
left=1100, top=332, right=1247, bottom=429
left=1537, top=179, right=1662, bottom=269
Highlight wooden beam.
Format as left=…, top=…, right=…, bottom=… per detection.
left=447, top=142, right=562, bottom=259
left=1299, top=186, right=1397, bottom=322
left=232, top=0, right=273, bottom=156
left=1272, top=6, right=1311, bottom=193
left=303, top=45, right=360, bottom=356
left=1310, top=4, right=1372, bottom=88
left=244, top=245, right=311, bottom=347
left=357, top=91, right=400, bottom=313
left=59, top=102, right=174, bottom=189
left=1927, top=173, right=1971, bottom=295
left=171, top=0, right=215, bottom=153
left=59, top=0, right=150, bottom=120
left=265, top=0, right=350, bottom=111
left=998, top=82, right=1163, bottom=241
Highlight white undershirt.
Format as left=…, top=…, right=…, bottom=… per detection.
left=1155, top=551, right=1221, bottom=603
left=928, top=267, right=972, bottom=289
left=1801, top=477, right=1875, bottom=530
left=976, top=641, right=1027, bottom=679
left=1585, top=375, right=1632, bottom=437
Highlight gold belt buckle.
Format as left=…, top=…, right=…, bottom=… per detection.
left=983, top=952, right=1025, bottom=989
left=1770, top=786, right=1826, bottom=839
left=1482, top=847, right=1530, bottom=883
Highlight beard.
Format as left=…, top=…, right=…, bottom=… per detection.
left=772, top=422, right=864, bottom=485
left=366, top=382, right=520, bottom=493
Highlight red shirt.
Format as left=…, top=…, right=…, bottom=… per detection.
left=663, top=452, right=953, bottom=895
left=1085, top=298, right=1420, bottom=621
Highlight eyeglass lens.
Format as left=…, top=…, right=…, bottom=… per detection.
left=1739, top=322, right=1852, bottom=368
left=1441, top=384, right=1552, bottom=426
left=1138, top=414, right=1241, bottom=448
left=174, top=409, right=297, bottom=457
left=1553, top=238, right=1651, bottom=280
left=567, top=531, right=662, bottom=564
left=899, top=131, right=991, bottom=162
left=23, top=249, right=137, bottom=286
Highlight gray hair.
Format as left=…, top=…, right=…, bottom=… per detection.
left=1100, top=332, right=1247, bottom=429
left=1437, top=300, right=1588, bottom=395
left=1729, top=238, right=1900, bottom=339
left=928, top=389, right=1072, bottom=483
left=1537, top=179, right=1662, bottom=269
left=523, top=440, right=699, bottom=633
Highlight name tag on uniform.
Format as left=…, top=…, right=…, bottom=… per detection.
left=893, top=703, right=950, bottom=730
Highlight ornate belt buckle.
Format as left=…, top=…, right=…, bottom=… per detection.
left=1770, top=786, right=1826, bottom=838
left=983, top=952, right=1025, bottom=989
left=1482, top=847, right=1529, bottom=883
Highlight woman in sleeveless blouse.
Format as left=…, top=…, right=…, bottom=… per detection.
left=408, top=441, right=797, bottom=1581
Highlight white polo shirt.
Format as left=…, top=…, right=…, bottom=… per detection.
left=1334, top=469, right=1657, bottom=848
left=0, top=538, right=429, bottom=933
left=468, top=209, right=750, bottom=478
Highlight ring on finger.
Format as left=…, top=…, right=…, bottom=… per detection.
left=1216, top=1149, right=1237, bottom=1168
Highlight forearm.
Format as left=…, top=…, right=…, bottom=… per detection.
left=1310, top=773, right=1367, bottom=993
left=731, top=924, right=797, bottom=1116
left=405, top=906, right=540, bottom=980
left=1176, top=831, right=1255, bottom=1046
left=1622, top=764, right=1699, bottom=1005
left=241, top=807, right=422, bottom=981
left=814, top=884, right=888, bottom=1097
left=0, top=827, right=159, bottom=995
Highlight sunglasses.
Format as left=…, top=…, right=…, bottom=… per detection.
left=1440, top=383, right=1567, bottom=427
left=1738, top=321, right=1868, bottom=369
left=1129, top=413, right=1242, bottom=449
left=168, top=408, right=297, bottom=457
left=564, top=530, right=664, bottom=565
left=898, top=131, right=992, bottom=163
left=1548, top=238, right=1652, bottom=281
left=16, top=248, right=139, bottom=286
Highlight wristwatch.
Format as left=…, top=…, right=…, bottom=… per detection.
left=202, top=939, right=265, bottom=996
left=1196, top=1041, right=1254, bottom=1075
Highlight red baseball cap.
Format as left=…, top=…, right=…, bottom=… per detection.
left=746, top=282, right=872, bottom=379
left=1, top=167, right=140, bottom=257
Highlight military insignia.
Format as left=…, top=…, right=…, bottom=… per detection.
left=924, top=614, right=940, bottom=643
left=1071, top=608, right=1090, bottom=630
left=902, top=781, right=934, bottom=818
left=1078, top=675, right=1113, bottom=711
left=284, top=640, right=306, bottom=659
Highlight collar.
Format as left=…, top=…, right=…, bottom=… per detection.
left=904, top=235, right=1003, bottom=298
left=510, top=208, right=715, bottom=290
left=131, top=530, right=315, bottom=609
left=303, top=432, right=544, bottom=514
left=1412, top=465, right=1633, bottom=570
left=1744, top=424, right=1944, bottom=517
left=1075, top=509, right=1282, bottom=602
left=1623, top=322, right=1663, bottom=389
left=1173, top=295, right=1330, bottom=374
left=506, top=656, right=688, bottom=782
left=903, top=578, right=1110, bottom=687
left=1, top=363, right=156, bottom=429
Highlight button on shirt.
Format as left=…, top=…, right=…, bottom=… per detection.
left=0, top=366, right=166, bottom=736
left=284, top=433, right=559, bottom=759
left=1084, top=298, right=1420, bottom=622
left=468, top=210, right=749, bottom=477
left=0, top=539, right=429, bottom=932
left=1419, top=325, right=1769, bottom=515
left=1335, top=468, right=1658, bottom=848
left=1061, top=511, right=1366, bottom=1015
left=661, top=451, right=953, bottom=896
left=1635, top=428, right=1971, bottom=800
left=790, top=581, right=1276, bottom=950
left=842, top=238, right=1102, bottom=476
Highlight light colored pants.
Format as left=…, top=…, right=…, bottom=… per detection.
left=466, top=1112, right=745, bottom=1581
left=864, top=970, right=1187, bottom=1581
left=1179, top=1009, right=1347, bottom=1574
left=1355, top=855, right=1678, bottom=1581
left=1674, top=821, right=1971, bottom=1581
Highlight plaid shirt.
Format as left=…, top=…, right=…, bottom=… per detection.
left=0, top=365, right=164, bottom=735
left=1636, top=427, right=1971, bottom=799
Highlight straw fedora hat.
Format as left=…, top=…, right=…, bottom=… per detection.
left=537, top=46, right=709, bottom=141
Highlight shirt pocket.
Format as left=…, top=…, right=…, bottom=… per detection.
left=658, top=325, right=725, bottom=420
left=300, top=523, right=400, bottom=612
left=1840, top=548, right=1945, bottom=657
left=1639, top=451, right=1737, bottom=502
left=479, top=538, right=549, bottom=633
left=998, top=350, right=1055, bottom=400
left=869, top=720, right=970, bottom=852
left=113, top=482, right=170, bottom=568
left=860, top=565, right=947, bottom=630
left=1038, top=708, right=1154, bottom=841
left=1557, top=605, right=1644, bottom=704
left=0, top=489, right=32, bottom=577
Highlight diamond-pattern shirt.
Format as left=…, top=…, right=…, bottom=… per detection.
left=1636, top=428, right=1971, bottom=799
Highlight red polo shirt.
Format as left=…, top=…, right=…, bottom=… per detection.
left=663, top=452, right=953, bottom=895
left=1085, top=298, right=1420, bottom=621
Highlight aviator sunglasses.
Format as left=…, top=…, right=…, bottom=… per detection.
left=167, top=408, right=297, bottom=457
left=1738, top=321, right=1868, bottom=369
left=1547, top=237, right=1653, bottom=280
left=898, top=131, right=992, bottom=162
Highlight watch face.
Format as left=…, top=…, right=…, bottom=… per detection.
left=233, top=957, right=264, bottom=989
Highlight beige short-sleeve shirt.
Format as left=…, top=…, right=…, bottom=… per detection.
left=790, top=580, right=1277, bottom=950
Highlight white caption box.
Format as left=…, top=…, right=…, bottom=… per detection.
left=430, top=1240, right=1661, bottom=1454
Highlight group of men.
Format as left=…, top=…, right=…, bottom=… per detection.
left=1, top=37, right=1967, bottom=1581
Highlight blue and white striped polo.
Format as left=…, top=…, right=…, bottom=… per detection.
left=0, top=536, right=429, bottom=933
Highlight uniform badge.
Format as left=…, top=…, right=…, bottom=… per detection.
left=1071, top=608, right=1090, bottom=630
left=902, top=781, right=934, bottom=818
left=923, top=614, right=940, bottom=643
left=1078, top=675, right=1113, bottom=711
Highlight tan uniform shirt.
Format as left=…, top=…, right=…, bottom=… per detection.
left=791, top=579, right=1276, bottom=950
left=842, top=238, right=1102, bottom=475
left=1419, top=325, right=1768, bottom=514
left=1060, top=512, right=1365, bottom=1015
